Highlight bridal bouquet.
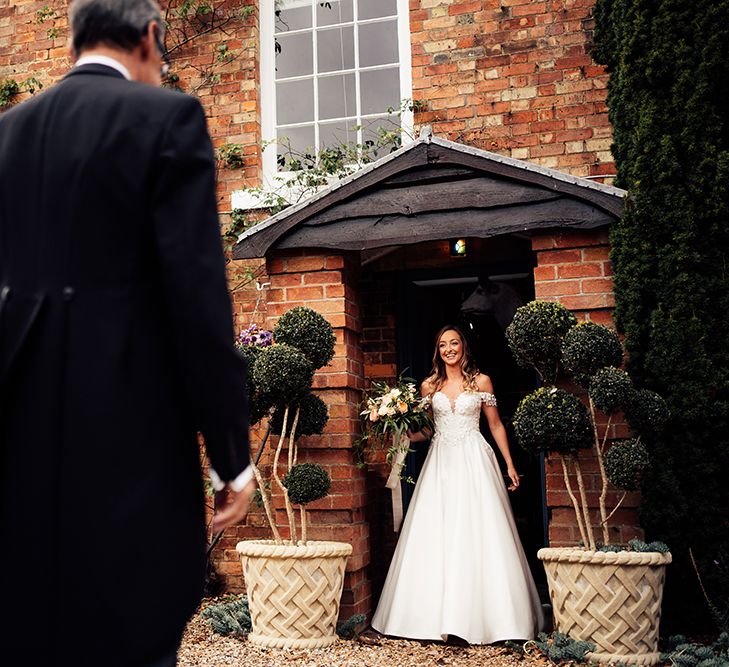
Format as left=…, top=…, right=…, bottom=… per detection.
left=360, top=375, right=433, bottom=463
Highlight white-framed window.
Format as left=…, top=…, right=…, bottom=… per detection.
left=259, top=0, right=412, bottom=184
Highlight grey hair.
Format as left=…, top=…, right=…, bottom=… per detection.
left=69, top=0, right=163, bottom=55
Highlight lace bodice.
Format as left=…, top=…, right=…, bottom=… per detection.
left=430, top=391, right=497, bottom=439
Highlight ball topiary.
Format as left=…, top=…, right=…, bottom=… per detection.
left=604, top=438, right=649, bottom=490
left=505, top=301, right=577, bottom=384
left=513, top=386, right=593, bottom=455
left=624, top=388, right=669, bottom=437
left=273, top=306, right=336, bottom=370
left=283, top=463, right=331, bottom=505
left=589, top=366, right=633, bottom=414
left=235, top=344, right=271, bottom=424
left=561, top=322, right=623, bottom=386
left=251, top=344, right=314, bottom=407
left=271, top=392, right=329, bottom=437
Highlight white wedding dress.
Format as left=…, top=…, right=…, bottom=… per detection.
left=371, top=390, right=544, bottom=644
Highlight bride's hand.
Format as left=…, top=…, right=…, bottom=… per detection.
left=506, top=465, right=520, bottom=491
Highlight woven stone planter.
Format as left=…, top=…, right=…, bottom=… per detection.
left=236, top=540, right=353, bottom=649
left=538, top=547, right=671, bottom=666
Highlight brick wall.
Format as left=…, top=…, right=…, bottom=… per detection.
left=410, top=0, right=615, bottom=180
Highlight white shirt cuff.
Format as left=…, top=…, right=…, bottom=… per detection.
left=209, top=465, right=253, bottom=493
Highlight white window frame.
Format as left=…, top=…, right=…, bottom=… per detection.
left=234, top=0, right=412, bottom=209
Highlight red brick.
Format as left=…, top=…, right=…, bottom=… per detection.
left=557, top=262, right=603, bottom=279
left=581, top=277, right=614, bottom=293
left=537, top=249, right=582, bottom=265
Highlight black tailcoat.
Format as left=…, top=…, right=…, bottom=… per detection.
left=0, top=65, right=249, bottom=664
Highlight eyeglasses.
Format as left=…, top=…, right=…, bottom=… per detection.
left=153, top=26, right=171, bottom=78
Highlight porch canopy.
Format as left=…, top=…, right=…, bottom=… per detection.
left=233, top=133, right=626, bottom=260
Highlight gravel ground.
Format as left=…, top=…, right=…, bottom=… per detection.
left=178, top=607, right=545, bottom=667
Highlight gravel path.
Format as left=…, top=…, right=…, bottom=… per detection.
left=178, top=608, right=542, bottom=667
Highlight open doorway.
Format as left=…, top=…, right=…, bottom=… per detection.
left=395, top=261, right=547, bottom=587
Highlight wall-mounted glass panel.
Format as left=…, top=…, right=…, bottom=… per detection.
left=317, top=26, right=355, bottom=73
left=360, top=67, right=400, bottom=115
left=358, top=20, right=398, bottom=67
left=317, top=0, right=354, bottom=26
left=276, top=32, right=314, bottom=78
left=276, top=78, right=315, bottom=124
left=318, top=73, right=356, bottom=119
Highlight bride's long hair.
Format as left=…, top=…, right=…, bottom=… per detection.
left=425, top=325, right=480, bottom=393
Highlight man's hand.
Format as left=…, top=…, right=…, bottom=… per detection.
left=212, top=479, right=256, bottom=532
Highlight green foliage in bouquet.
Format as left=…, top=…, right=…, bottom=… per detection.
left=251, top=344, right=313, bottom=406
left=507, top=300, right=668, bottom=551
left=273, top=306, right=336, bottom=370
left=506, top=301, right=577, bottom=384
left=589, top=367, right=633, bottom=415
left=605, top=439, right=649, bottom=491
left=358, top=375, right=433, bottom=465
left=201, top=595, right=251, bottom=637
left=514, top=387, right=593, bottom=455
left=562, top=322, right=623, bottom=386
left=271, top=392, right=329, bottom=437
left=283, top=463, right=331, bottom=505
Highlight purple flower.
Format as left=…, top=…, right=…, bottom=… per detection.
left=237, top=324, right=273, bottom=348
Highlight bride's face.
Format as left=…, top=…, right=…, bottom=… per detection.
left=438, top=330, right=463, bottom=367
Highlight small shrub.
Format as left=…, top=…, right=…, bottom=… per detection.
left=624, top=388, right=669, bottom=437
left=523, top=631, right=596, bottom=663
left=251, top=344, right=313, bottom=406
left=273, top=306, right=336, bottom=370
left=271, top=392, right=329, bottom=437
left=661, top=632, right=729, bottom=667
left=589, top=366, right=633, bottom=414
left=283, top=463, right=331, bottom=505
left=505, top=301, right=577, bottom=384
left=561, top=322, right=623, bottom=386
left=513, top=387, right=593, bottom=455
left=605, top=439, right=649, bottom=490
left=201, top=595, right=251, bottom=637
left=336, top=613, right=366, bottom=639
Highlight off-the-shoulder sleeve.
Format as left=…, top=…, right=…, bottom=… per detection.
left=479, top=392, right=497, bottom=407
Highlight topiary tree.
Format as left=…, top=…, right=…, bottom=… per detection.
left=510, top=301, right=668, bottom=550
left=273, top=306, right=336, bottom=370
left=506, top=301, right=577, bottom=384
left=240, top=308, right=336, bottom=545
left=283, top=463, right=331, bottom=543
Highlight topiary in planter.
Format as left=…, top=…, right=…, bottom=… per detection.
left=236, top=344, right=270, bottom=424
left=605, top=439, right=649, bottom=490
left=271, top=392, right=329, bottom=438
left=506, top=301, right=577, bottom=384
left=624, top=389, right=669, bottom=437
left=513, top=387, right=593, bottom=455
left=283, top=463, right=331, bottom=505
left=273, top=306, right=336, bottom=370
left=251, top=343, right=314, bottom=407
left=562, top=322, right=623, bottom=386
left=589, top=367, right=633, bottom=415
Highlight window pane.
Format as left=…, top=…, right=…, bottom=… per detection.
left=317, top=26, right=355, bottom=73
left=277, top=79, right=315, bottom=124
left=358, top=0, right=397, bottom=20
left=362, top=113, right=401, bottom=157
left=360, top=67, right=400, bottom=115
left=358, top=20, right=398, bottom=67
left=277, top=125, right=316, bottom=164
left=276, top=0, right=312, bottom=33
left=276, top=32, right=313, bottom=79
left=317, top=0, right=354, bottom=26
left=318, top=73, right=356, bottom=120
left=319, top=118, right=358, bottom=149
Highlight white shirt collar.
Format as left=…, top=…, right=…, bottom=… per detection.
left=74, top=54, right=131, bottom=81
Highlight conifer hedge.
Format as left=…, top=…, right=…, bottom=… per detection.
left=593, top=0, right=729, bottom=630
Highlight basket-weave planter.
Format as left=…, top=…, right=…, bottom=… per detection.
left=538, top=547, right=671, bottom=666
left=236, top=540, right=353, bottom=649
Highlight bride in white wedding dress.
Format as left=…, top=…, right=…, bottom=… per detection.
left=371, top=325, right=544, bottom=644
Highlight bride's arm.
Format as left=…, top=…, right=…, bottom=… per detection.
left=407, top=380, right=434, bottom=442
left=477, top=374, right=520, bottom=491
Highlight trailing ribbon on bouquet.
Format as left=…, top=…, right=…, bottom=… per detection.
left=385, top=432, right=410, bottom=532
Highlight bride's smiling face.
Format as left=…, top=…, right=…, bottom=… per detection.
left=438, top=330, right=463, bottom=367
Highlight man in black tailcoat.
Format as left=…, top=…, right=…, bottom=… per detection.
left=0, top=1, right=254, bottom=664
